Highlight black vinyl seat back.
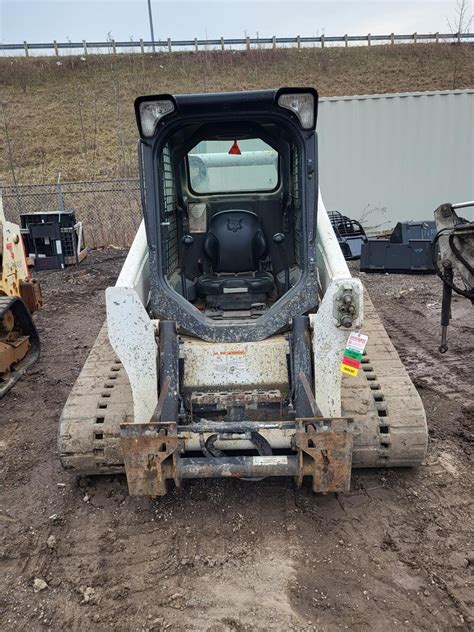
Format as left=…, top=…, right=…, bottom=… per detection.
left=204, top=210, right=267, bottom=273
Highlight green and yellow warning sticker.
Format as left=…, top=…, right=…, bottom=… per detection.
left=341, top=332, right=368, bottom=377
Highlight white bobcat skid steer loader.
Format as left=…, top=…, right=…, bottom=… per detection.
left=59, top=89, right=428, bottom=496
left=0, top=194, right=42, bottom=396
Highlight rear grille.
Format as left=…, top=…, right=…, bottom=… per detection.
left=160, top=144, right=178, bottom=275
left=291, top=145, right=303, bottom=266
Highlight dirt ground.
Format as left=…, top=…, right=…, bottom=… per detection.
left=1, top=251, right=472, bottom=632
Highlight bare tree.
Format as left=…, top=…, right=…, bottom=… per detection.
left=446, top=0, right=472, bottom=88
left=447, top=0, right=473, bottom=37
left=109, top=60, right=130, bottom=177
left=1, top=102, right=19, bottom=186
left=106, top=31, right=114, bottom=55
left=77, top=93, right=88, bottom=157
left=1, top=101, right=24, bottom=213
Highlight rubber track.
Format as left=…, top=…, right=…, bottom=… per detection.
left=342, top=293, right=428, bottom=468
left=59, top=291, right=428, bottom=474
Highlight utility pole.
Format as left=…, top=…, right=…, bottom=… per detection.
left=147, top=0, right=156, bottom=52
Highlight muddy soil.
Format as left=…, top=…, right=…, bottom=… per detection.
left=1, top=251, right=472, bottom=632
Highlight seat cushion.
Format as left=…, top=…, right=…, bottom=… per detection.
left=197, top=271, right=274, bottom=297
left=204, top=210, right=267, bottom=273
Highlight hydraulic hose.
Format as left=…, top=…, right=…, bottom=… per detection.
left=431, top=227, right=474, bottom=301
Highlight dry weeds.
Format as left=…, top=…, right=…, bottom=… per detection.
left=0, top=44, right=473, bottom=184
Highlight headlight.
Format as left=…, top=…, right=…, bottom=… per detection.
left=277, top=92, right=315, bottom=129
left=139, top=100, right=175, bottom=137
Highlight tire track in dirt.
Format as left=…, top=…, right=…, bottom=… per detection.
left=1, top=252, right=472, bottom=631
left=381, top=304, right=473, bottom=404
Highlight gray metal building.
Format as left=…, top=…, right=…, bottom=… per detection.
left=318, top=89, right=474, bottom=232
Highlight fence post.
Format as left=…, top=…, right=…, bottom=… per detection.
left=56, top=181, right=65, bottom=214
left=9, top=31, right=466, bottom=58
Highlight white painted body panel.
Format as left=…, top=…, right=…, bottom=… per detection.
left=106, top=194, right=363, bottom=423
left=106, top=221, right=157, bottom=424
left=113, top=221, right=150, bottom=304
left=181, top=335, right=289, bottom=392
left=311, top=192, right=363, bottom=417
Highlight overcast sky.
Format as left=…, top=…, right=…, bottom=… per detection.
left=0, top=1, right=465, bottom=44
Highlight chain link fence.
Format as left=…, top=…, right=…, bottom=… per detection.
left=2, top=179, right=142, bottom=248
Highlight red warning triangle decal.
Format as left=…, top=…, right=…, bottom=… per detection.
left=228, top=140, right=241, bottom=155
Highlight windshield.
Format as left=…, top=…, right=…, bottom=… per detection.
left=187, top=138, right=279, bottom=194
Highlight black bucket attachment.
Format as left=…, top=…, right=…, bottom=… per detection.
left=360, top=221, right=438, bottom=274
left=328, top=211, right=368, bottom=260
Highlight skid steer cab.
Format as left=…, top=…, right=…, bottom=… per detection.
left=59, top=88, right=428, bottom=496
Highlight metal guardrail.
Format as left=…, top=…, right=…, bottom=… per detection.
left=1, top=32, right=473, bottom=56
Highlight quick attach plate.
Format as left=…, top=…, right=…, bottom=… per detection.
left=295, top=417, right=354, bottom=493
left=190, top=389, right=283, bottom=417
left=120, top=422, right=178, bottom=496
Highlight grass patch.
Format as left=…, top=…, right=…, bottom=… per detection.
left=1, top=44, right=473, bottom=184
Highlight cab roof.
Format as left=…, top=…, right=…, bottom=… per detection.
left=134, top=88, right=318, bottom=139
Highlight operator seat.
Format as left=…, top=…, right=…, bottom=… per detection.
left=196, top=210, right=274, bottom=308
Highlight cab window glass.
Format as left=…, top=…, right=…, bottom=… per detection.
left=188, top=139, right=279, bottom=194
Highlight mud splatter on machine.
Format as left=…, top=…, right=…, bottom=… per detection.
left=59, top=89, right=428, bottom=495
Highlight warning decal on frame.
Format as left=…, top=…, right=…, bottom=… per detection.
left=341, top=332, right=368, bottom=377
left=212, top=349, right=247, bottom=373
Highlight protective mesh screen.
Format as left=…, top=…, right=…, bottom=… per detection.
left=160, top=144, right=179, bottom=275
left=291, top=144, right=303, bottom=266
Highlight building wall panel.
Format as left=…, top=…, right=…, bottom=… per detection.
left=318, top=90, right=473, bottom=232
